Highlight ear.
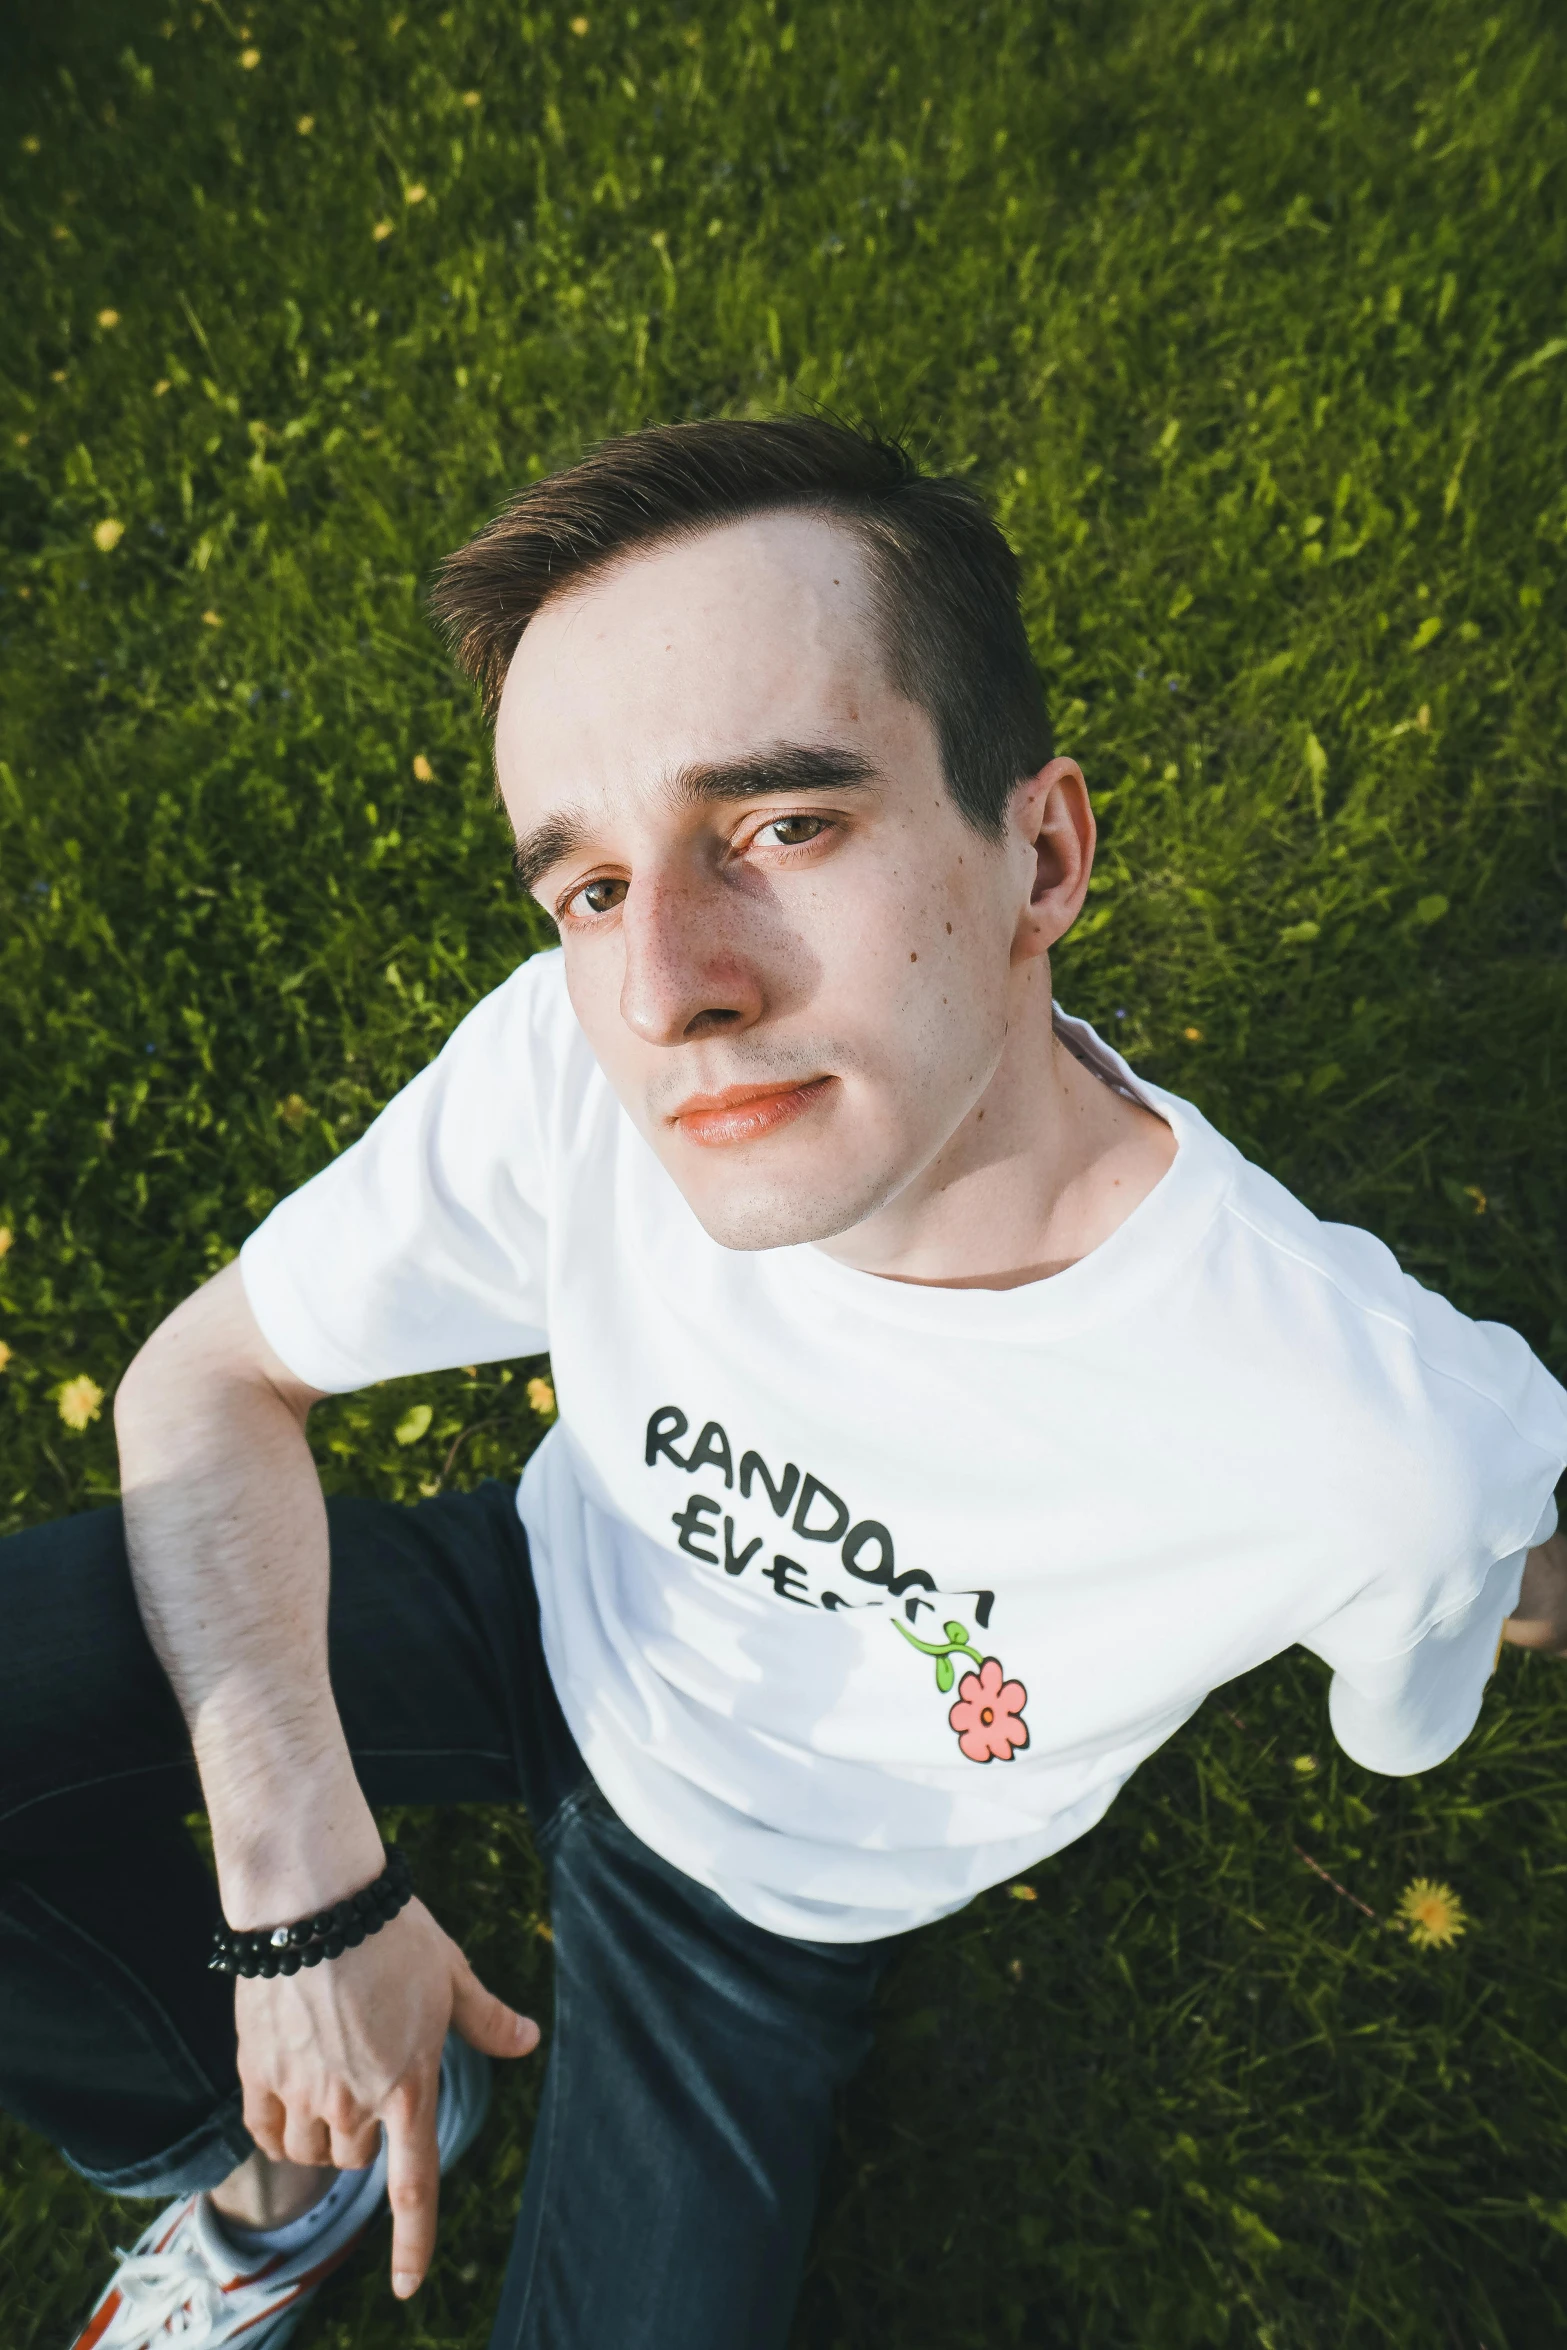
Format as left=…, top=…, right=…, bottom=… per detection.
left=1010, top=757, right=1096, bottom=965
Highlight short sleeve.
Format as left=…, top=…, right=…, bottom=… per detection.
left=240, top=953, right=572, bottom=1391
left=1311, top=1495, right=1557, bottom=1776
left=1278, top=1247, right=1567, bottom=1777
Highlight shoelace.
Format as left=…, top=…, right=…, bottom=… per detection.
left=98, top=2240, right=231, bottom=2348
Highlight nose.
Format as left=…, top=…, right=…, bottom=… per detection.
left=617, top=864, right=765, bottom=1046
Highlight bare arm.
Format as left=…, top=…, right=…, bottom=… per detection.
left=1501, top=1527, right=1567, bottom=1655
left=117, top=1259, right=378, bottom=1914
left=115, top=1260, right=536, bottom=2295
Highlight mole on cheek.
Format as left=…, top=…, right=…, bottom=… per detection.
left=910, top=951, right=918, bottom=963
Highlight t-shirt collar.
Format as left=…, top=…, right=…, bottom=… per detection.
left=768, top=1007, right=1237, bottom=1343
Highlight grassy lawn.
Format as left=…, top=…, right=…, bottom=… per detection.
left=3, top=0, right=1567, bottom=2341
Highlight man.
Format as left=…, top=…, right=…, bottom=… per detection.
left=4, top=417, right=1565, bottom=2350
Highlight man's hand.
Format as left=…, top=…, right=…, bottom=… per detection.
left=237, top=1897, right=538, bottom=2299
left=1501, top=1529, right=1567, bottom=1656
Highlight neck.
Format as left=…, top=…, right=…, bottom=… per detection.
left=816, top=966, right=1177, bottom=1291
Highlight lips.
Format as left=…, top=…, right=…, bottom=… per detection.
left=669, top=1076, right=834, bottom=1147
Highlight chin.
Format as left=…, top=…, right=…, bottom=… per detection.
left=677, top=1161, right=897, bottom=1254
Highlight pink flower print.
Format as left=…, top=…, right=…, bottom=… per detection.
left=892, top=1618, right=1031, bottom=1763
left=949, top=1657, right=1030, bottom=1763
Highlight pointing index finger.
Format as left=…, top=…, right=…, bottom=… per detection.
left=382, top=2064, right=441, bottom=2298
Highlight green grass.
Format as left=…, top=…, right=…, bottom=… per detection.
left=3, top=0, right=1567, bottom=2340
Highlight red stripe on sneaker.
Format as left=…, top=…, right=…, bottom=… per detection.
left=70, top=2288, right=121, bottom=2350
left=219, top=2213, right=377, bottom=2336
left=230, top=2270, right=326, bottom=2334
left=153, top=2204, right=192, bottom=2254
left=288, top=2220, right=376, bottom=2293
left=233, top=2295, right=302, bottom=2335
left=72, top=2202, right=197, bottom=2349
left=221, top=2248, right=287, bottom=2291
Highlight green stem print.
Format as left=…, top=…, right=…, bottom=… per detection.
left=894, top=1619, right=1031, bottom=1765
left=893, top=1618, right=984, bottom=1693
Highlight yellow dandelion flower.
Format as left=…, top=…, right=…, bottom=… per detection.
left=372, top=219, right=394, bottom=241
left=0, top=1227, right=13, bottom=1258
left=58, top=1375, right=105, bottom=1431
left=570, top=15, right=589, bottom=32
left=201, top=608, right=222, bottom=628
left=461, top=89, right=481, bottom=106
left=278, top=1093, right=310, bottom=1132
left=23, top=135, right=42, bottom=154
left=1291, top=1753, right=1319, bottom=1774
left=394, top=1402, right=433, bottom=1446
left=240, top=47, right=260, bottom=68
left=0, top=1340, right=12, bottom=1373
left=51, top=367, right=68, bottom=381
left=526, top=1376, right=557, bottom=1419
left=154, top=378, right=171, bottom=396
left=14, top=431, right=30, bottom=447
left=93, top=518, right=125, bottom=552
left=1395, top=1877, right=1468, bottom=1950
left=1183, top=1025, right=1203, bottom=1042
left=405, top=182, right=426, bottom=204
left=297, top=114, right=315, bottom=135
left=97, top=307, right=121, bottom=330
left=411, top=753, right=434, bottom=782
left=1009, top=1882, right=1037, bottom=1902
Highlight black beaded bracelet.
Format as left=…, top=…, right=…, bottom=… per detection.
left=209, top=1842, right=413, bottom=1978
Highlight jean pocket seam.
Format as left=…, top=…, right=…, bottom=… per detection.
left=4, top=1879, right=227, bottom=2112
left=534, top=1771, right=597, bottom=1859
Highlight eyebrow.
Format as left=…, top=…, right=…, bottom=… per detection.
left=510, top=742, right=878, bottom=897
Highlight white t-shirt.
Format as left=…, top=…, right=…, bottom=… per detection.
left=240, top=950, right=1566, bottom=1942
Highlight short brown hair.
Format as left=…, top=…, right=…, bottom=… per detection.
left=428, top=415, right=1052, bottom=839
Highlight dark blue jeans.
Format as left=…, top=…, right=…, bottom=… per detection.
left=0, top=1482, right=898, bottom=2348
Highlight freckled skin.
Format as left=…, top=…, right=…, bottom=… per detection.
left=495, top=512, right=1174, bottom=1287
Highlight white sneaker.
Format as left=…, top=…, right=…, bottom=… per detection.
left=70, top=2031, right=492, bottom=2349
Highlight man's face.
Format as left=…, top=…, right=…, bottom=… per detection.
left=494, top=512, right=1046, bottom=1251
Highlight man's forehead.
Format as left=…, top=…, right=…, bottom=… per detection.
left=501, top=516, right=882, bottom=707
left=494, top=512, right=896, bottom=807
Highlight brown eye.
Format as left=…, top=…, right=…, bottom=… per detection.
left=571, top=877, right=628, bottom=917
left=759, top=815, right=827, bottom=848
